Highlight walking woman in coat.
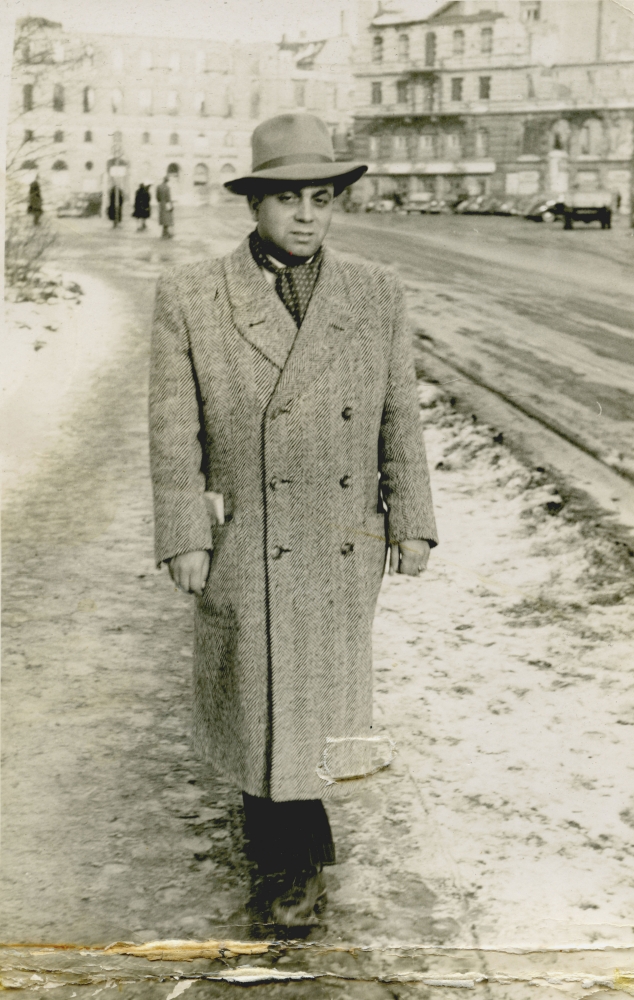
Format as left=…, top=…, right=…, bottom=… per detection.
left=27, top=175, right=43, bottom=225
left=149, top=113, right=438, bottom=929
left=133, top=183, right=151, bottom=231
left=156, top=176, right=173, bottom=238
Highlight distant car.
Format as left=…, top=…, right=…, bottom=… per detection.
left=56, top=192, right=102, bottom=218
left=524, top=197, right=565, bottom=222
left=365, top=198, right=396, bottom=213
left=561, top=191, right=612, bottom=229
left=403, top=192, right=434, bottom=214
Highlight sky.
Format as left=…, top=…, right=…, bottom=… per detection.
left=1, top=0, right=357, bottom=43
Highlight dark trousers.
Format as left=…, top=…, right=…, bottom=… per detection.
left=242, top=793, right=335, bottom=875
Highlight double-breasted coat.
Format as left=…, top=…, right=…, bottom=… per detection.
left=149, top=237, right=437, bottom=801
left=156, top=181, right=174, bottom=227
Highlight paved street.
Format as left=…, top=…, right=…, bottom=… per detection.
left=2, top=207, right=634, bottom=996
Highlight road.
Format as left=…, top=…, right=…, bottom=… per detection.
left=2, top=207, right=634, bottom=996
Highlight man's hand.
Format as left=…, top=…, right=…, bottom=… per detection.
left=389, top=539, right=431, bottom=577
left=168, top=550, right=211, bottom=596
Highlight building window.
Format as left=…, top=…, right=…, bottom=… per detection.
left=24, top=129, right=34, bottom=142
left=481, top=27, right=493, bottom=54
left=475, top=127, right=489, bottom=157
left=112, top=48, right=124, bottom=72
left=169, top=132, right=179, bottom=145
left=140, top=49, right=152, bottom=70
left=220, top=163, right=235, bottom=175
left=111, top=88, right=122, bottom=113
left=223, top=131, right=234, bottom=147
left=579, top=118, right=604, bottom=156
left=195, top=132, right=208, bottom=150
left=54, top=129, right=64, bottom=143
left=369, top=136, right=379, bottom=159
left=398, top=33, right=409, bottom=60
left=425, top=32, right=436, bottom=67
left=85, top=161, right=93, bottom=170
left=371, top=81, right=382, bottom=105
left=294, top=80, right=306, bottom=106
left=453, top=29, right=465, bottom=56
left=224, top=86, right=234, bottom=117
left=83, top=86, right=95, bottom=112
left=21, top=159, right=38, bottom=170
left=142, top=131, right=151, bottom=144
left=194, top=163, right=209, bottom=186
left=139, top=88, right=152, bottom=113
left=521, top=1, right=541, bottom=21
left=392, top=135, right=408, bottom=158
left=479, top=76, right=491, bottom=100
left=250, top=86, right=260, bottom=118
left=194, top=91, right=206, bottom=115
left=53, top=83, right=65, bottom=111
left=396, top=80, right=409, bottom=104
left=196, top=50, right=206, bottom=73
left=372, top=35, right=383, bottom=62
left=23, top=84, right=34, bottom=111
left=52, top=159, right=68, bottom=171
left=451, top=77, right=463, bottom=101
left=169, top=51, right=181, bottom=73
left=84, top=130, right=92, bottom=142
left=167, top=90, right=179, bottom=114
left=167, top=162, right=180, bottom=178
left=418, top=132, right=437, bottom=158
left=445, top=132, right=462, bottom=158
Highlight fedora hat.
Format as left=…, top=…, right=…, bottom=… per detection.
left=224, top=113, right=367, bottom=195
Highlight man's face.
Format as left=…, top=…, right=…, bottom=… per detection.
left=250, top=184, right=335, bottom=258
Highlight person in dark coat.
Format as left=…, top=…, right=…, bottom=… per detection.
left=27, top=176, right=43, bottom=225
left=107, top=185, right=124, bottom=227
left=132, top=183, right=151, bottom=231
left=155, top=176, right=173, bottom=238
left=149, top=113, right=438, bottom=929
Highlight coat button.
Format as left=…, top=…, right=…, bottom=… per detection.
left=340, top=542, right=354, bottom=555
left=271, top=546, right=290, bottom=559
left=269, top=477, right=279, bottom=490
left=342, top=406, right=353, bottom=420
left=339, top=474, right=352, bottom=488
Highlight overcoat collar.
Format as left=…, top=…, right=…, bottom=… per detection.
left=223, top=236, right=353, bottom=410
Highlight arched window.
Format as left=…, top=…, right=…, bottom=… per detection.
left=83, top=86, right=95, bottom=112
left=579, top=118, right=604, bottom=156
left=84, top=130, right=93, bottom=142
left=425, top=32, right=436, bottom=67
left=551, top=118, right=571, bottom=152
left=453, top=30, right=465, bottom=56
left=142, top=131, right=151, bottom=144
left=193, top=163, right=209, bottom=186
left=85, top=161, right=93, bottom=170
left=21, top=159, right=38, bottom=170
left=111, top=88, right=123, bottom=113
left=220, top=162, right=236, bottom=174
left=52, top=159, right=68, bottom=170
left=481, top=27, right=493, bottom=54
left=54, top=129, right=64, bottom=143
left=53, top=83, right=65, bottom=111
left=398, top=34, right=409, bottom=60
left=167, top=162, right=180, bottom=177
left=372, top=35, right=383, bottom=63
left=169, top=132, right=179, bottom=145
left=475, top=127, right=489, bottom=158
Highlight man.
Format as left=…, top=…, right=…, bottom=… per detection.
left=133, top=182, right=151, bottom=231
left=108, top=184, right=124, bottom=228
left=149, top=113, right=437, bottom=929
left=156, top=175, right=174, bottom=238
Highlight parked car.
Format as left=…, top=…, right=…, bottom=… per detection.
left=561, top=191, right=612, bottom=229
left=56, top=192, right=102, bottom=218
left=403, top=192, right=434, bottom=214
left=364, top=198, right=397, bottom=213
left=524, top=197, right=565, bottom=222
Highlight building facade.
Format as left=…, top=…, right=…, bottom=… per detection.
left=9, top=17, right=355, bottom=212
left=352, top=0, right=634, bottom=211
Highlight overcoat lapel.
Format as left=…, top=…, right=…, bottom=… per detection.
left=268, top=247, right=353, bottom=413
left=224, top=239, right=298, bottom=371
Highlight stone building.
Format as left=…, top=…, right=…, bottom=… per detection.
left=9, top=17, right=355, bottom=212
left=352, top=0, right=634, bottom=211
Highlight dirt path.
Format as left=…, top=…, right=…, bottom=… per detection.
left=2, top=225, right=634, bottom=996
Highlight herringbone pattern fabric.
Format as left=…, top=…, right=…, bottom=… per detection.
left=149, top=236, right=437, bottom=801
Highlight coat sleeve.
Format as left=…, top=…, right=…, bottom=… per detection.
left=379, top=276, right=439, bottom=547
left=149, top=271, right=212, bottom=565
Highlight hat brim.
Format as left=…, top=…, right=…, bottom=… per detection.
left=224, top=161, right=368, bottom=196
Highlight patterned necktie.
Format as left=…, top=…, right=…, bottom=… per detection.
left=249, top=229, right=322, bottom=328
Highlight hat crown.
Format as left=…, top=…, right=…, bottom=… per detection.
left=251, top=113, right=334, bottom=173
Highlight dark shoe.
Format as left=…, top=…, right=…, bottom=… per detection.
left=270, top=866, right=326, bottom=928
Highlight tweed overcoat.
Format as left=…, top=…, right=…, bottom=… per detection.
left=149, top=236, right=438, bottom=801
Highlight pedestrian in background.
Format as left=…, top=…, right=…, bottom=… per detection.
left=27, top=175, right=43, bottom=225
left=156, top=176, right=173, bottom=239
left=149, top=113, right=437, bottom=930
left=133, top=183, right=151, bottom=231
left=108, top=184, right=124, bottom=228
